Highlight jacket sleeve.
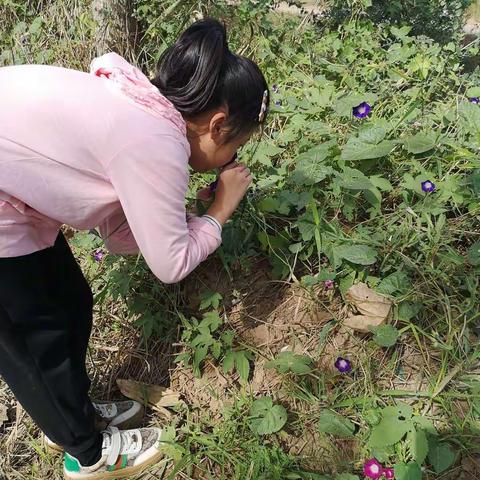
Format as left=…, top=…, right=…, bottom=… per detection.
left=97, top=207, right=140, bottom=255
left=103, top=133, right=222, bottom=284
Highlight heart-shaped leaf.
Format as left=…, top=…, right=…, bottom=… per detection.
left=404, top=133, right=436, bottom=154
left=341, top=138, right=396, bottom=161
left=370, top=324, right=399, bottom=347
left=249, top=397, right=287, bottom=435
left=369, top=404, right=414, bottom=448
left=427, top=441, right=456, bottom=473
left=336, top=245, right=377, bottom=265
left=467, top=241, right=480, bottom=266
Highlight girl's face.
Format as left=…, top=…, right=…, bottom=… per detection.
left=187, top=109, right=251, bottom=173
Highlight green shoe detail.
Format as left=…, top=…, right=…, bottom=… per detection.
left=107, top=454, right=128, bottom=471
left=64, top=452, right=81, bottom=473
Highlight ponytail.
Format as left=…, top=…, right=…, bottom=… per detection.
left=151, top=18, right=269, bottom=143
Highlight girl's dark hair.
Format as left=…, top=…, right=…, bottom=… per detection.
left=151, top=18, right=269, bottom=143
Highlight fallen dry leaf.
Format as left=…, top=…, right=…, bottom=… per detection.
left=343, top=282, right=392, bottom=333
left=116, top=379, right=181, bottom=410
left=0, top=403, right=7, bottom=428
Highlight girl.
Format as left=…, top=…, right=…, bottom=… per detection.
left=0, top=18, right=269, bottom=479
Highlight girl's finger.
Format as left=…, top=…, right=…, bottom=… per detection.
left=221, top=161, right=239, bottom=172
left=233, top=163, right=247, bottom=172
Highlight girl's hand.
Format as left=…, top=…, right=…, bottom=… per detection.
left=206, top=164, right=252, bottom=225
left=201, top=160, right=238, bottom=200
left=196, top=186, right=213, bottom=202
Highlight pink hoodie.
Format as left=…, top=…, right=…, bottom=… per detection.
left=0, top=52, right=222, bottom=283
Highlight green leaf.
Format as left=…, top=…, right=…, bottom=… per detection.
left=211, top=341, right=222, bottom=359
left=391, top=25, right=412, bottom=39
left=427, top=442, right=456, bottom=473
left=29, top=17, right=43, bottom=35
left=394, top=462, right=422, bottom=480
left=369, top=413, right=413, bottom=448
left=466, top=87, right=480, bottom=97
left=341, top=138, right=395, bottom=161
left=223, top=351, right=235, bottom=374
left=200, top=311, right=222, bottom=332
left=370, top=175, right=393, bottom=191
left=376, top=271, right=410, bottom=295
left=234, top=351, right=250, bottom=381
left=397, top=301, right=422, bottom=321
left=371, top=444, right=395, bottom=463
left=335, top=475, right=359, bottom=480
left=407, top=429, right=428, bottom=465
left=292, top=163, right=334, bottom=186
left=297, top=218, right=316, bottom=242
left=193, top=345, right=209, bottom=373
left=459, top=101, right=480, bottom=134
left=336, top=245, right=377, bottom=265
left=258, top=197, right=281, bottom=213
left=467, top=241, right=480, bottom=266
left=249, top=397, right=288, bottom=435
left=251, top=142, right=284, bottom=166
left=470, top=170, right=480, bottom=195
left=292, top=144, right=334, bottom=186
left=338, top=167, right=374, bottom=190
left=404, top=133, right=436, bottom=154
left=265, top=351, right=312, bottom=375
left=383, top=403, right=413, bottom=420
left=370, top=324, right=399, bottom=347
left=199, top=291, right=222, bottom=310
left=318, top=410, right=355, bottom=438
left=289, top=242, right=304, bottom=254
left=412, top=416, right=437, bottom=435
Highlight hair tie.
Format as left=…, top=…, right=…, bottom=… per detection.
left=258, top=90, right=268, bottom=122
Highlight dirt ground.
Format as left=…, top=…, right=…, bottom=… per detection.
left=0, top=230, right=479, bottom=478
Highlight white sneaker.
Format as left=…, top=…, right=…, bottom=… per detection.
left=63, top=426, right=163, bottom=479
left=44, top=400, right=143, bottom=453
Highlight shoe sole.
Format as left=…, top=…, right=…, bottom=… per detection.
left=44, top=409, right=145, bottom=454
left=63, top=449, right=164, bottom=480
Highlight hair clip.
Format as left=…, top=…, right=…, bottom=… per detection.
left=258, top=89, right=268, bottom=122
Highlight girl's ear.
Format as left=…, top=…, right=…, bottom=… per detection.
left=209, top=111, right=228, bottom=141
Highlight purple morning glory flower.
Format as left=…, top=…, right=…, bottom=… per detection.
left=383, top=468, right=395, bottom=479
left=421, top=180, right=436, bottom=193
left=93, top=249, right=103, bottom=262
left=274, top=99, right=282, bottom=106
left=334, top=357, right=352, bottom=373
left=324, top=279, right=334, bottom=290
left=353, top=102, right=371, bottom=118
left=469, top=97, right=480, bottom=104
left=363, top=459, right=383, bottom=480
left=209, top=179, right=219, bottom=193
left=272, top=84, right=280, bottom=93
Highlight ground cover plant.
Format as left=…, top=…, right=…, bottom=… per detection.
left=0, top=1, right=479, bottom=479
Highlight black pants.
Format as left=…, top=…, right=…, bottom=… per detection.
left=0, top=231, right=102, bottom=466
